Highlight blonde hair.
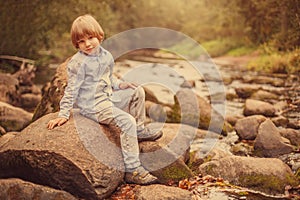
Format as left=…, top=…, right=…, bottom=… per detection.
left=70, top=14, right=104, bottom=48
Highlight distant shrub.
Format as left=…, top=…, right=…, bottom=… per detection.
left=247, top=48, right=300, bottom=74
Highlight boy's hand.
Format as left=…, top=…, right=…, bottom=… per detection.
left=47, top=117, right=68, bottom=130
left=119, top=82, right=138, bottom=90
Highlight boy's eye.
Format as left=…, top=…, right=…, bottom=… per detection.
left=88, top=36, right=94, bottom=40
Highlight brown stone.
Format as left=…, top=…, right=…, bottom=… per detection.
left=254, top=119, right=293, bottom=157
left=0, top=178, right=77, bottom=200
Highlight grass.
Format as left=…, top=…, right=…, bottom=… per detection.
left=201, top=38, right=243, bottom=57
left=227, top=46, right=256, bottom=56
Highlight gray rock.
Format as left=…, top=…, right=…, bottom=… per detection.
left=169, top=88, right=228, bottom=135
left=0, top=101, right=33, bottom=131
left=0, top=178, right=77, bottom=200
left=244, top=99, right=276, bottom=117
left=235, top=115, right=266, bottom=140
left=199, top=155, right=299, bottom=195
left=134, top=184, right=192, bottom=200
left=254, top=119, right=294, bottom=157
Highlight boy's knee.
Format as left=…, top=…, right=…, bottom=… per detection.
left=135, top=86, right=145, bottom=99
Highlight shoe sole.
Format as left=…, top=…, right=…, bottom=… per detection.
left=137, top=131, right=163, bottom=142
left=125, top=177, right=159, bottom=185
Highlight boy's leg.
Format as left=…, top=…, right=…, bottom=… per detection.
left=98, top=106, right=158, bottom=184
left=98, top=106, right=140, bottom=169
left=112, top=86, right=146, bottom=131
left=113, top=87, right=162, bottom=141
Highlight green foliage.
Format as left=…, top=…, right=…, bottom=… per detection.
left=238, top=0, right=300, bottom=50
left=201, top=38, right=242, bottom=57
left=227, top=46, right=256, bottom=56
left=247, top=48, right=300, bottom=74
left=1, top=0, right=299, bottom=69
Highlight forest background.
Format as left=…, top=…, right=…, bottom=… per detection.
left=0, top=0, right=300, bottom=80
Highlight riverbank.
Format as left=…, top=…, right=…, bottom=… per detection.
left=0, top=50, right=299, bottom=199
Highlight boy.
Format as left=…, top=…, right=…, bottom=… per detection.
left=47, top=14, right=162, bottom=185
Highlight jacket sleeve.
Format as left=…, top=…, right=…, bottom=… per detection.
left=58, top=59, right=85, bottom=119
left=108, top=54, right=122, bottom=90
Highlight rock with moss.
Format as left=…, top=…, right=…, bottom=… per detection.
left=32, top=59, right=69, bottom=121
left=167, top=88, right=230, bottom=135
left=199, top=155, right=299, bottom=195
left=139, top=123, right=195, bottom=183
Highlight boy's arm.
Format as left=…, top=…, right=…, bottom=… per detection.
left=47, top=117, right=68, bottom=130
left=58, top=60, right=85, bottom=119
left=108, top=57, right=123, bottom=90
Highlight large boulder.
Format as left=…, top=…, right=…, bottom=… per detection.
left=139, top=123, right=195, bottom=183
left=0, top=178, right=77, bottom=200
left=168, top=88, right=230, bottom=135
left=254, top=119, right=294, bottom=157
left=199, top=155, right=299, bottom=195
left=0, top=111, right=124, bottom=200
left=0, top=101, right=33, bottom=131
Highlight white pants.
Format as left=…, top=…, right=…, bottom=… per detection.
left=98, top=86, right=146, bottom=170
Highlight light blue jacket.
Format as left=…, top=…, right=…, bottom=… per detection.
left=58, top=46, right=121, bottom=119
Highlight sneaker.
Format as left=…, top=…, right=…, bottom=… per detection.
left=125, top=166, right=159, bottom=185
left=137, top=127, right=163, bottom=142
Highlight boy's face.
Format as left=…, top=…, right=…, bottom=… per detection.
left=77, top=36, right=100, bottom=55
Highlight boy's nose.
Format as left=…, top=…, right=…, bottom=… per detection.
left=85, top=40, right=91, bottom=46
